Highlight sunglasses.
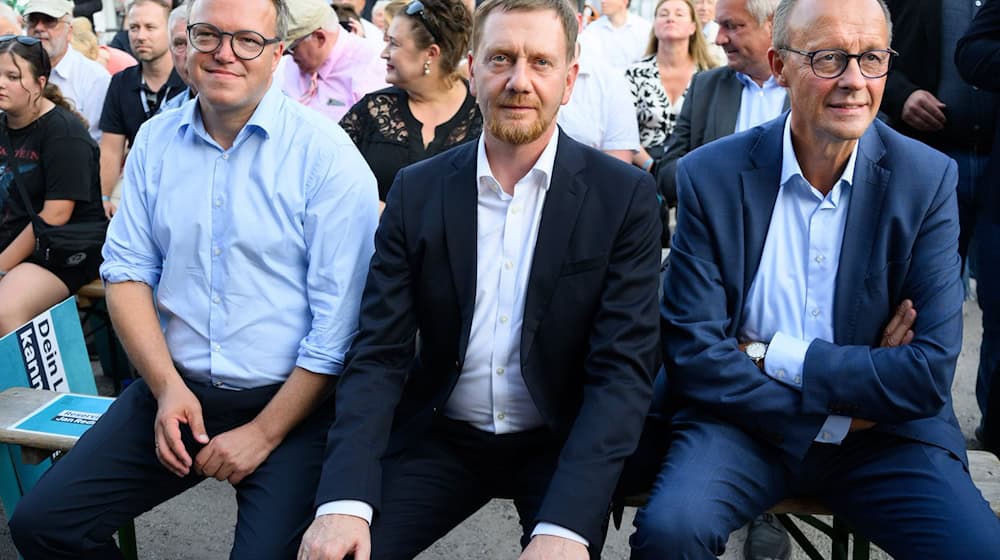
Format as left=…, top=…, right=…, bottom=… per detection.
left=404, top=0, right=441, bottom=44
left=0, top=35, right=51, bottom=77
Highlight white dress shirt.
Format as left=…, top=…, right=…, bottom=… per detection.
left=582, top=13, right=653, bottom=68
left=50, top=46, right=111, bottom=142
left=318, top=130, right=589, bottom=547
left=558, top=34, right=641, bottom=153
left=740, top=115, right=858, bottom=445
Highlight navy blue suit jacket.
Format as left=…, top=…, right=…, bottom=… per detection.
left=318, top=130, right=661, bottom=545
left=661, top=116, right=967, bottom=465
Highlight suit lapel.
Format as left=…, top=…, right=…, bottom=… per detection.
left=834, top=125, right=890, bottom=343
left=716, top=70, right=743, bottom=140
left=741, top=120, right=784, bottom=299
left=520, top=132, right=588, bottom=362
left=443, top=144, right=479, bottom=362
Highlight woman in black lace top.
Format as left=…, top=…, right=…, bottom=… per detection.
left=340, top=0, right=481, bottom=204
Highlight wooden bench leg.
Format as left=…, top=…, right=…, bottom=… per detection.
left=831, top=517, right=850, bottom=560
left=118, top=521, right=138, bottom=560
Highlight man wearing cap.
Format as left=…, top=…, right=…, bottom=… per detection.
left=24, top=0, right=110, bottom=141
left=8, top=0, right=379, bottom=557
left=276, top=0, right=386, bottom=122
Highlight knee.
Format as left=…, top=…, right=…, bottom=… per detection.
left=630, top=500, right=729, bottom=559
left=9, top=494, right=61, bottom=557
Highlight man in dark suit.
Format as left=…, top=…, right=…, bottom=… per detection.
left=956, top=0, right=1000, bottom=458
left=655, top=0, right=786, bottom=209
left=630, top=0, right=1000, bottom=557
left=297, top=0, right=661, bottom=559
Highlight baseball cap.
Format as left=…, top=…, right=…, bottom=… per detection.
left=286, top=0, right=333, bottom=43
left=23, top=0, right=74, bottom=19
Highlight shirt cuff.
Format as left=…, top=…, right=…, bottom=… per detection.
left=814, top=415, right=851, bottom=445
left=764, top=332, right=812, bottom=391
left=315, top=500, right=374, bottom=524
left=531, top=522, right=590, bottom=548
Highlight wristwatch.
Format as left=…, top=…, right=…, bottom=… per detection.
left=745, top=341, right=768, bottom=367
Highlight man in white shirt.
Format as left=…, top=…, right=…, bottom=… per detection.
left=558, top=32, right=640, bottom=162
left=582, top=0, right=651, bottom=67
left=297, top=0, right=661, bottom=558
left=24, top=0, right=110, bottom=141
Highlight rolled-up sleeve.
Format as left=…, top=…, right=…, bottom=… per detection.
left=295, top=144, right=379, bottom=375
left=100, top=125, right=164, bottom=287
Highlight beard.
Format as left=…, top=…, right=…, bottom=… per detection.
left=484, top=93, right=551, bottom=145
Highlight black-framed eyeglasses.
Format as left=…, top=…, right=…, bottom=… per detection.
left=779, top=47, right=898, bottom=79
left=186, top=22, right=280, bottom=61
left=404, top=0, right=441, bottom=44
left=0, top=35, right=50, bottom=77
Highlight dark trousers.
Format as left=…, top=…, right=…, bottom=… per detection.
left=629, top=412, right=1000, bottom=560
left=9, top=377, right=335, bottom=560
left=370, top=416, right=607, bottom=560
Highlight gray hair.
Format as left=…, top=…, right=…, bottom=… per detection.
left=168, top=3, right=187, bottom=30
left=0, top=4, right=19, bottom=28
left=745, top=0, right=779, bottom=26
left=187, top=0, right=289, bottom=40
left=772, top=0, right=892, bottom=48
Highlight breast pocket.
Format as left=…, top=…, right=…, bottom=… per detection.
left=559, top=253, right=608, bottom=277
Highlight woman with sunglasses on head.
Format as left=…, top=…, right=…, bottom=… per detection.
left=339, top=0, right=481, bottom=210
left=0, top=35, right=105, bottom=336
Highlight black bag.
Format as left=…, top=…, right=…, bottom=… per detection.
left=6, top=133, right=107, bottom=270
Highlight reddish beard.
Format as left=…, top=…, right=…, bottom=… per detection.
left=485, top=93, right=550, bottom=145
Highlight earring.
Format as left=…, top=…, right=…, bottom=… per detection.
left=423, top=60, right=431, bottom=75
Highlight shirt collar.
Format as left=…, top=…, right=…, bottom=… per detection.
left=476, top=127, right=560, bottom=197
left=178, top=80, right=283, bottom=144
left=735, top=72, right=780, bottom=91
left=779, top=113, right=859, bottom=205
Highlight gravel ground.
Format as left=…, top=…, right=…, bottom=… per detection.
left=0, top=302, right=988, bottom=559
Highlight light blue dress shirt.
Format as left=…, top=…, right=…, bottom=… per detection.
left=101, top=84, right=379, bottom=389
left=734, top=73, right=787, bottom=133
left=160, top=87, right=192, bottom=112
left=740, top=115, right=858, bottom=444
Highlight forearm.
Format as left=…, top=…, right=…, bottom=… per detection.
left=0, top=224, right=34, bottom=271
left=250, top=367, right=334, bottom=446
left=99, top=134, right=126, bottom=198
left=105, top=281, right=183, bottom=397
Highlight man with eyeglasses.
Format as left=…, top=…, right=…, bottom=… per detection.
left=631, top=0, right=1000, bottom=557
left=23, top=0, right=109, bottom=141
left=160, top=3, right=198, bottom=111
left=97, top=0, right=185, bottom=219
left=275, top=0, right=385, bottom=122
left=8, top=0, right=378, bottom=558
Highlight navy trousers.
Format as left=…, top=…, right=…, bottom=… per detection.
left=369, top=416, right=607, bottom=560
left=629, top=412, right=1000, bottom=560
left=9, top=377, right=335, bottom=560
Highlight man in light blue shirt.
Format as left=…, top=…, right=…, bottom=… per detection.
left=8, top=0, right=379, bottom=558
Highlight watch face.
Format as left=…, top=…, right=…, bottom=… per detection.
left=746, top=342, right=767, bottom=360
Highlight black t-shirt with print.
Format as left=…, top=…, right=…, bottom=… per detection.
left=0, top=105, right=105, bottom=250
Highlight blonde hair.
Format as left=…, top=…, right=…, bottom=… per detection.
left=70, top=17, right=100, bottom=61
left=646, top=0, right=719, bottom=70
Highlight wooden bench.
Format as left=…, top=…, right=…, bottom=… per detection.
left=623, top=449, right=1000, bottom=560
left=76, top=280, right=132, bottom=392
left=0, top=387, right=138, bottom=560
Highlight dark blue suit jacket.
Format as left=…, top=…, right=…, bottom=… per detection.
left=318, top=130, right=661, bottom=545
left=661, top=116, right=967, bottom=465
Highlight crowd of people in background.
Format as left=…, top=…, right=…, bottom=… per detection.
left=1, top=0, right=999, bottom=559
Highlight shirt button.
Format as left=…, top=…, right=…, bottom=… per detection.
left=222, top=153, right=229, bottom=160
left=213, top=344, right=221, bottom=352
left=499, top=315, right=509, bottom=324
left=213, top=381, right=224, bottom=388
left=511, top=205, right=522, bottom=215
left=973, top=124, right=982, bottom=132
left=212, top=295, right=220, bottom=304
left=815, top=255, right=825, bottom=264
left=504, top=260, right=513, bottom=270
left=214, top=198, right=222, bottom=208
left=214, top=247, right=221, bottom=256
left=496, top=367, right=505, bottom=375
left=811, top=308, right=821, bottom=317
left=776, top=369, right=786, bottom=379
left=975, top=0, right=982, bottom=6
left=497, top=412, right=505, bottom=421
left=794, top=375, right=802, bottom=385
